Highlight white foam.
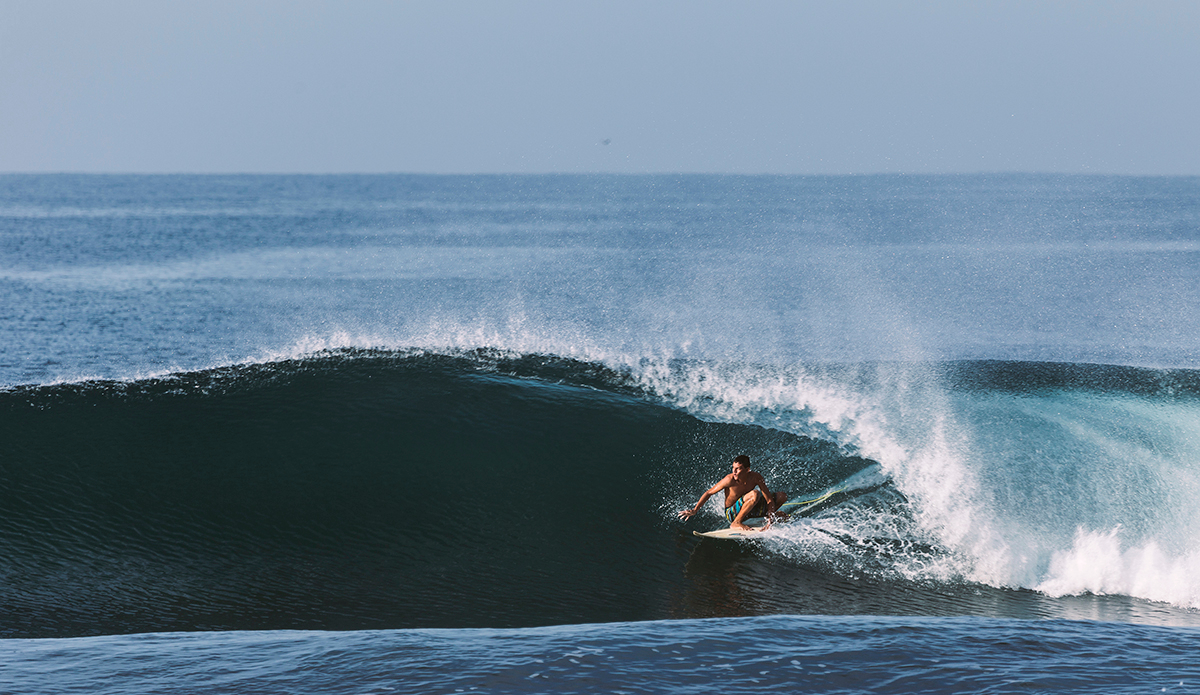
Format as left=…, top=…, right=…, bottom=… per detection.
left=1037, top=528, right=1200, bottom=609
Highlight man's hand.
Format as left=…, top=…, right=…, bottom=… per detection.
left=678, top=508, right=696, bottom=519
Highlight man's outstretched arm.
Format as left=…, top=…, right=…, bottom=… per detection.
left=679, top=477, right=730, bottom=519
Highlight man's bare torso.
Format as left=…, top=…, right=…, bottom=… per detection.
left=721, top=470, right=765, bottom=507
left=678, top=456, right=788, bottom=531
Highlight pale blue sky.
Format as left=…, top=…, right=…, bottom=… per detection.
left=2, top=0, right=1197, bottom=174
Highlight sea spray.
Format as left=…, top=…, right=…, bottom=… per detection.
left=619, top=353, right=1200, bottom=608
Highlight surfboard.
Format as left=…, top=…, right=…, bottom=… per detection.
left=693, top=525, right=769, bottom=540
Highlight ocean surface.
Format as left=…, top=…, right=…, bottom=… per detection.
left=2, top=173, right=1199, bottom=692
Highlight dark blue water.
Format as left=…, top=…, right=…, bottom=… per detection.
left=2, top=174, right=1199, bottom=692
left=4, top=616, right=1200, bottom=694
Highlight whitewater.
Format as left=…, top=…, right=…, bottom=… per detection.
left=2, top=173, right=1199, bottom=693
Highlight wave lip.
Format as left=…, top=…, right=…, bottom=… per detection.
left=1036, top=529, right=1200, bottom=608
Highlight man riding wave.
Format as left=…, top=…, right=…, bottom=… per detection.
left=678, top=455, right=788, bottom=531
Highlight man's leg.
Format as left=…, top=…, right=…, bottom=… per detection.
left=731, top=490, right=762, bottom=529
left=772, top=491, right=790, bottom=520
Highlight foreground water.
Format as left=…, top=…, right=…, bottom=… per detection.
left=2, top=174, right=1199, bottom=691
left=4, top=616, right=1200, bottom=694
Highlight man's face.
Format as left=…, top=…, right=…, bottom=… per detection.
left=731, top=461, right=746, bottom=478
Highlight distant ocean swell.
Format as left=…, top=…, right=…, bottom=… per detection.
left=3, top=348, right=1200, bottom=638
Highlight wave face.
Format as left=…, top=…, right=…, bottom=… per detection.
left=934, top=362, right=1200, bottom=601
left=4, top=349, right=1200, bottom=637
left=0, top=350, right=875, bottom=637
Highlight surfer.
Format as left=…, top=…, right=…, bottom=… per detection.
left=678, top=455, right=788, bottom=531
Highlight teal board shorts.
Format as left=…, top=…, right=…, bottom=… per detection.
left=724, top=495, right=768, bottom=523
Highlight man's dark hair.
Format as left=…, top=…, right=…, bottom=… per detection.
left=733, top=454, right=750, bottom=465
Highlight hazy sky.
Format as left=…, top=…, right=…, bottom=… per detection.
left=2, top=0, right=1197, bottom=174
